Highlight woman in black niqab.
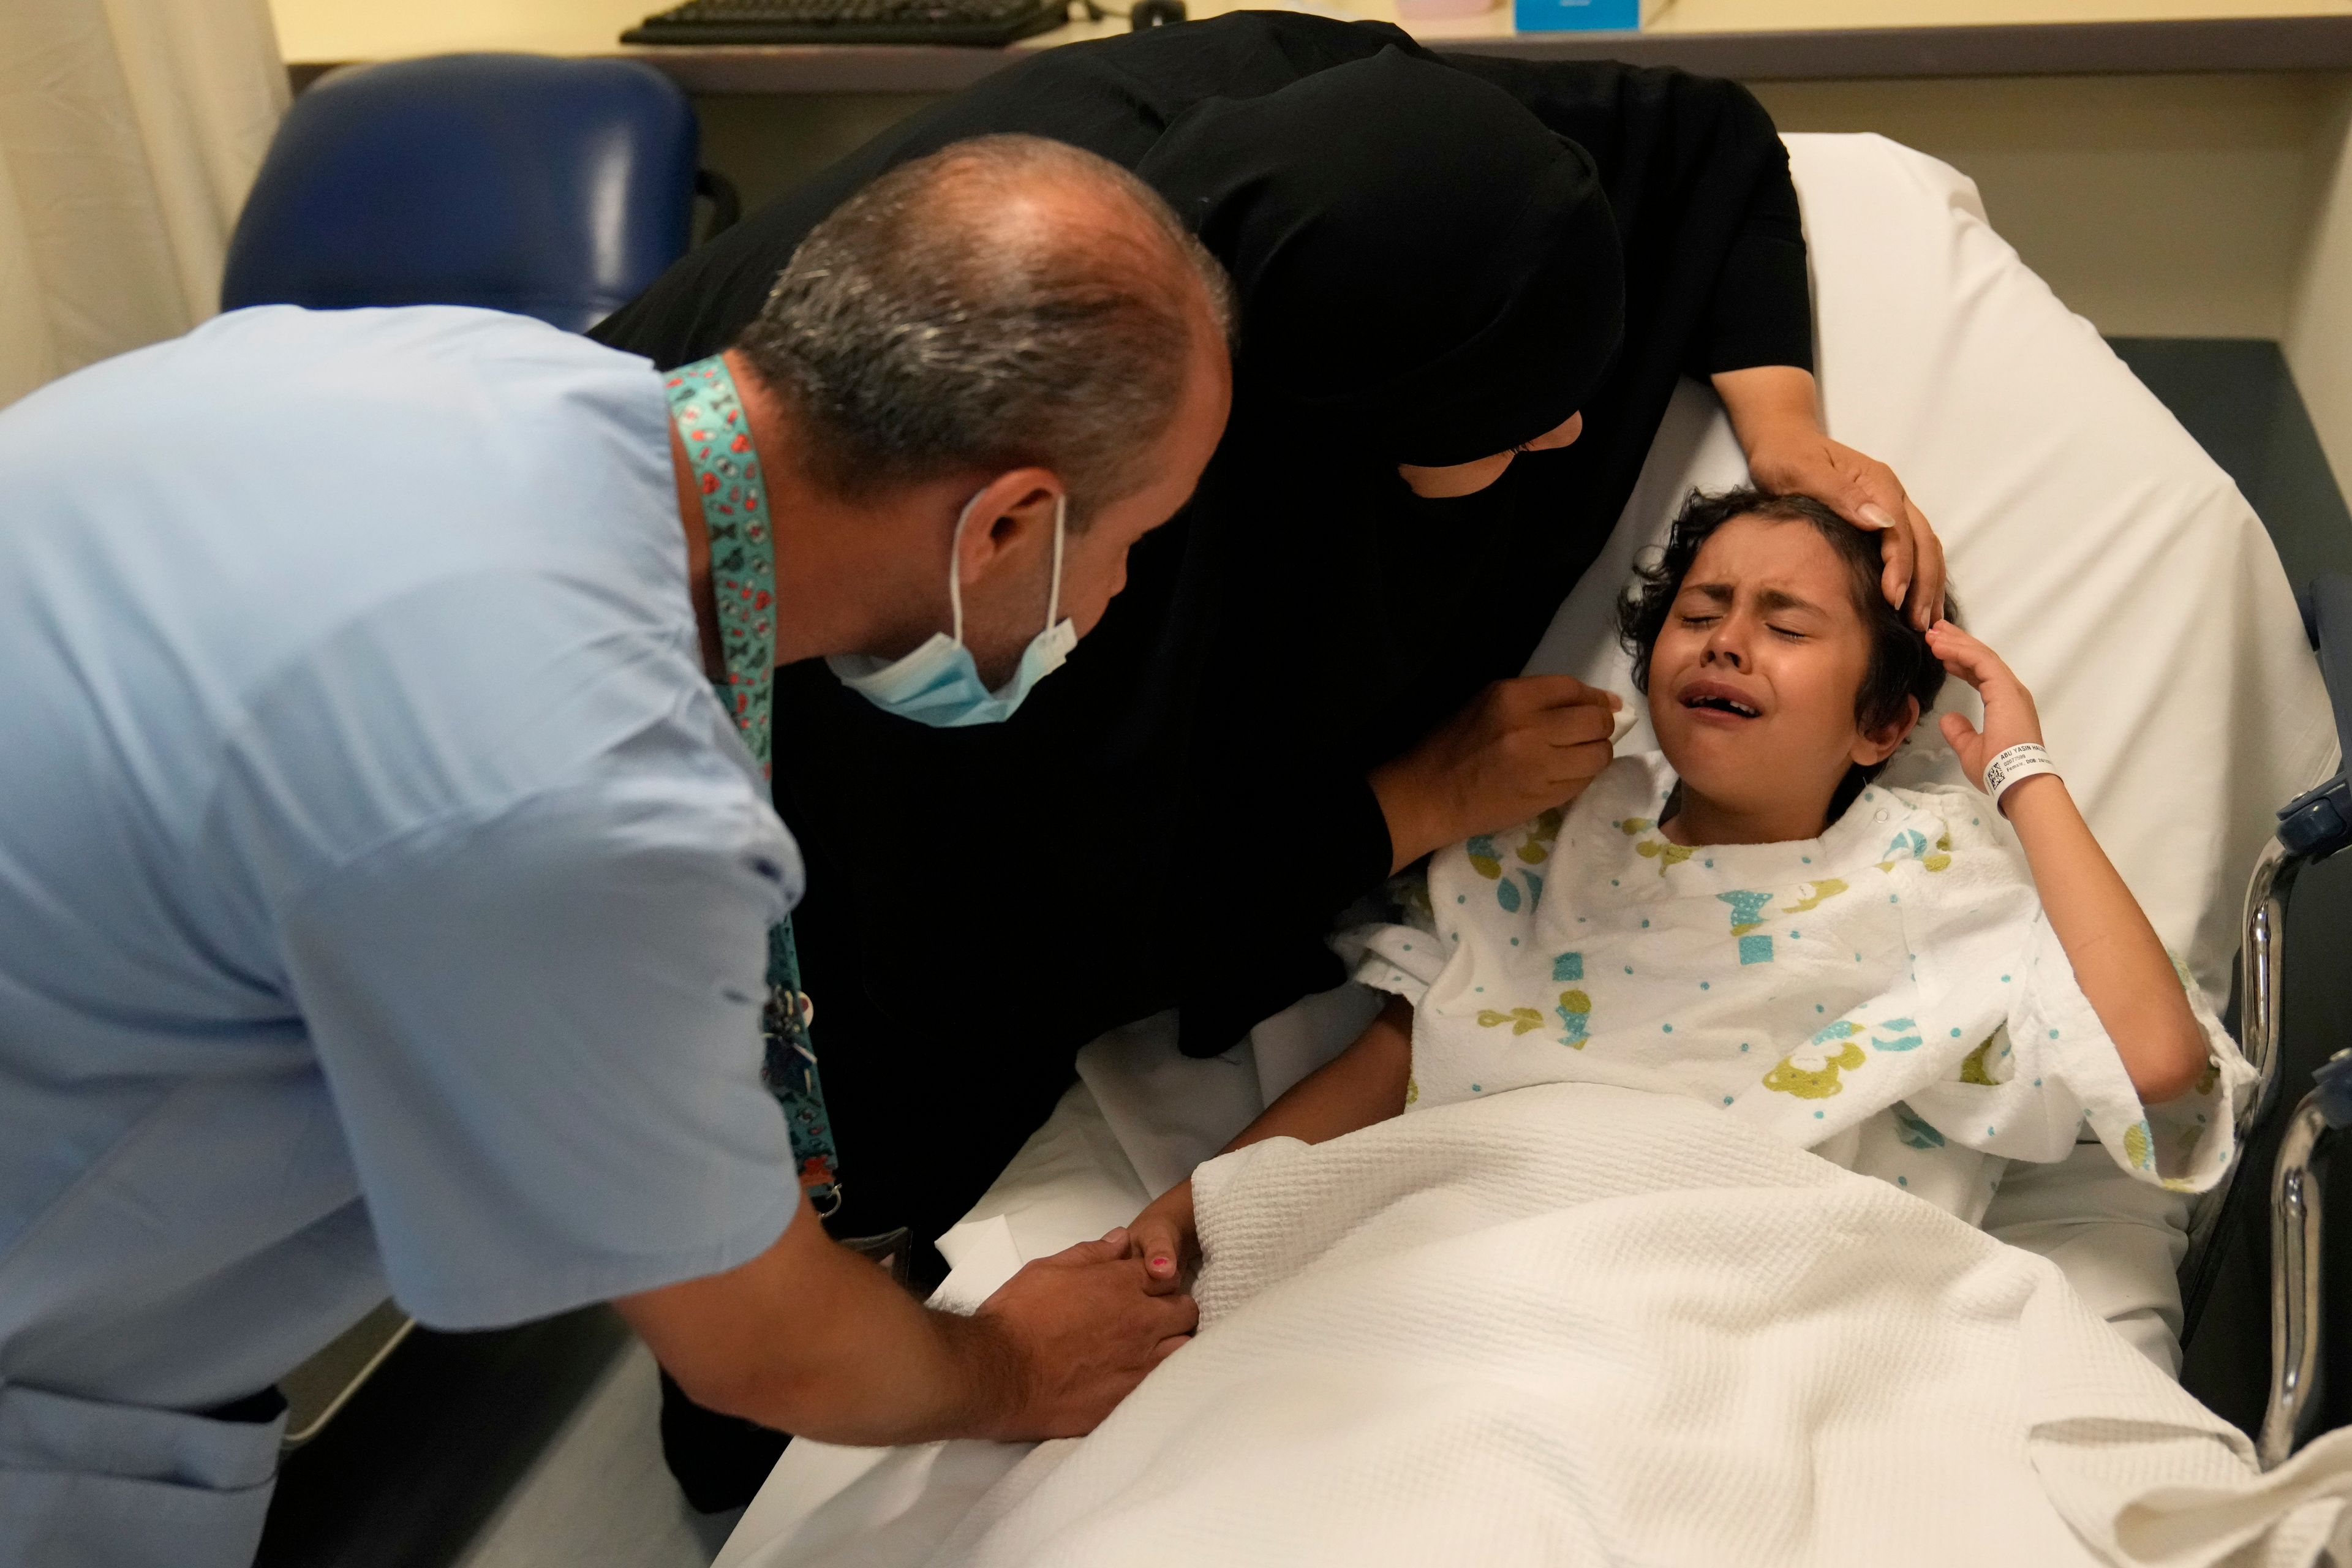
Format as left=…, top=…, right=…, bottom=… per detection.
left=1142, top=47, right=1624, bottom=467
left=1121, top=47, right=1638, bottom=1054
left=592, top=15, right=1948, bottom=1504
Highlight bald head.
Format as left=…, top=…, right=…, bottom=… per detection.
left=734, top=134, right=1234, bottom=523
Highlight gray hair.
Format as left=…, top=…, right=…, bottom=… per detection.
left=734, top=134, right=1234, bottom=523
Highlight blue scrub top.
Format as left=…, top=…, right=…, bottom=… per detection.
left=0, top=309, right=803, bottom=1436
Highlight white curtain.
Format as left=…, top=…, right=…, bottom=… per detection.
left=0, top=0, right=288, bottom=409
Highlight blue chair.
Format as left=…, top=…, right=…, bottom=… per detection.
left=222, top=53, right=700, bottom=332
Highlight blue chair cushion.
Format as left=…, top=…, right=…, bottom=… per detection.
left=222, top=54, right=697, bottom=333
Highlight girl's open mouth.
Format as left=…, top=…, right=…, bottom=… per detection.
left=1679, top=680, right=1762, bottom=720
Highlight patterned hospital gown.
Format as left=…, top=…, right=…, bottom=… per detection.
left=1341, top=753, right=2252, bottom=1224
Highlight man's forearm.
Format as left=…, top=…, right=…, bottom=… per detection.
left=617, top=1194, right=1022, bottom=1447
left=715, top=1252, right=1017, bottom=1446
left=743, top=1294, right=1027, bottom=1447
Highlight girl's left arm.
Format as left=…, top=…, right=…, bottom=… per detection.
left=1926, top=620, right=2211, bottom=1103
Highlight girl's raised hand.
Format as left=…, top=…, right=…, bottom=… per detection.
left=1926, top=619, right=2046, bottom=790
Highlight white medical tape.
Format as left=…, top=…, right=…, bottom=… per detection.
left=1983, top=742, right=2060, bottom=813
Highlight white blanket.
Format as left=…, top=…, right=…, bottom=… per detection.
left=927, top=1085, right=2352, bottom=1568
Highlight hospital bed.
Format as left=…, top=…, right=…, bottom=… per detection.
left=715, top=130, right=2347, bottom=1566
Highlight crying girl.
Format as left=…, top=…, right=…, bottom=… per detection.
left=1129, top=487, right=2250, bottom=1272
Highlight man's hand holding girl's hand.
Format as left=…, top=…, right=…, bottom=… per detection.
left=1927, top=620, right=2049, bottom=797
left=966, top=1225, right=1196, bottom=1440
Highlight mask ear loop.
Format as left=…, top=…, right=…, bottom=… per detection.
left=945, top=489, right=982, bottom=647
left=949, top=489, right=1068, bottom=645
left=1044, top=493, right=1066, bottom=632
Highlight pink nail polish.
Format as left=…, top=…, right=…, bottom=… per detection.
left=1151, top=1256, right=1171, bottom=1270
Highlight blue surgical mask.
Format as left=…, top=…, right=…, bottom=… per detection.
left=827, top=489, right=1077, bottom=727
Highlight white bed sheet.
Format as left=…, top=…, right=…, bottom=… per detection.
left=715, top=131, right=2335, bottom=1568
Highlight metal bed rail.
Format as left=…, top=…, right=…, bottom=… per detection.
left=2179, top=838, right=2297, bottom=1338
left=2261, top=1051, right=2352, bottom=1467
left=2192, top=574, right=2352, bottom=1469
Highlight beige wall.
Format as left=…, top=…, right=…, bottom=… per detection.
left=1759, top=74, right=2352, bottom=501
left=1753, top=72, right=2345, bottom=340
left=2286, top=80, right=2352, bottom=502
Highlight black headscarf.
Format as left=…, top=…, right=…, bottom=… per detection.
left=1140, top=47, right=1623, bottom=465
left=592, top=13, right=1808, bottom=1258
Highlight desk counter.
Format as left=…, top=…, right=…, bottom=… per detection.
left=273, top=0, right=2352, bottom=92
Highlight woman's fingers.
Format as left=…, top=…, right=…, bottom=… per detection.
left=1839, top=453, right=1905, bottom=525
left=1838, top=459, right=1918, bottom=611
left=1899, top=497, right=1947, bottom=630
left=1374, top=676, right=1632, bottom=864
left=1504, top=674, right=1623, bottom=714
left=1533, top=697, right=1618, bottom=741
left=1875, top=508, right=1918, bottom=612
left=1503, top=680, right=1619, bottom=766
left=1787, top=441, right=1934, bottom=622
left=1529, top=703, right=1619, bottom=790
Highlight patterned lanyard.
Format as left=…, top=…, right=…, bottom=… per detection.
left=666, top=355, right=842, bottom=1216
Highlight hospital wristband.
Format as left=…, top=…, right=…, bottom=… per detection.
left=1982, top=742, right=2060, bottom=814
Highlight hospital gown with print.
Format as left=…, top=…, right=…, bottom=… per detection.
left=1341, top=753, right=2252, bottom=1223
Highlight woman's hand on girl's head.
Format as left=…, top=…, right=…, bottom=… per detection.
left=1747, top=431, right=1947, bottom=633
left=1711, top=365, right=1947, bottom=631
left=1926, top=620, right=2046, bottom=791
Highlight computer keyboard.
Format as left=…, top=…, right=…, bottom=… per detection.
left=622, top=0, right=1072, bottom=47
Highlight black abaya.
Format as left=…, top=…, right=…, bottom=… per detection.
left=592, top=10, right=1810, bottom=1276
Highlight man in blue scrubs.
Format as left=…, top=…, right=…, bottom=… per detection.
left=0, top=135, right=1230, bottom=1566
